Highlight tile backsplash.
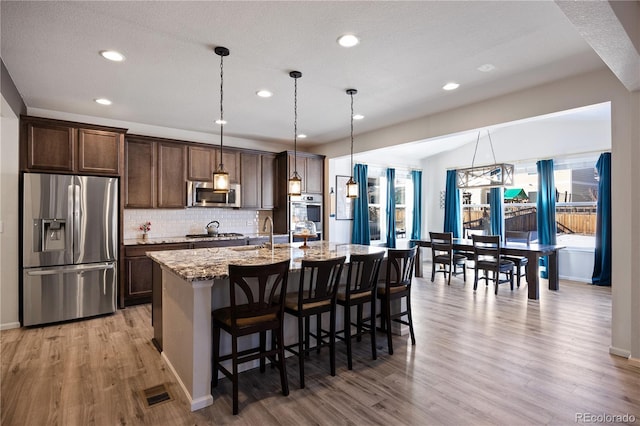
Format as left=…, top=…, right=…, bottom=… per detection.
left=124, top=208, right=262, bottom=239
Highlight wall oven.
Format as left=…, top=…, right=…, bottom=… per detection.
left=187, top=182, right=241, bottom=208
left=290, top=193, right=323, bottom=242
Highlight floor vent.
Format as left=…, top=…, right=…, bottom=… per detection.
left=140, top=384, right=173, bottom=408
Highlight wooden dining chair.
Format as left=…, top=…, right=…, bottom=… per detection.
left=503, top=231, right=531, bottom=287
left=472, top=234, right=515, bottom=295
left=211, top=259, right=291, bottom=415
left=377, top=246, right=417, bottom=355
left=429, top=231, right=466, bottom=285
left=283, top=256, right=346, bottom=388
left=336, top=251, right=385, bottom=370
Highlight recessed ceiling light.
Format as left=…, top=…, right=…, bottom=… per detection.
left=256, top=90, right=273, bottom=98
left=215, top=119, right=227, bottom=125
left=442, top=82, right=460, bottom=91
left=477, top=63, right=496, bottom=72
left=353, top=114, right=364, bottom=120
left=100, top=50, right=125, bottom=62
left=298, top=134, right=307, bottom=139
left=337, top=34, right=360, bottom=48
left=94, top=98, right=112, bottom=105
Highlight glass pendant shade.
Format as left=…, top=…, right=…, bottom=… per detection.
left=288, top=171, right=302, bottom=196
left=346, top=176, right=359, bottom=198
left=213, top=165, right=229, bottom=193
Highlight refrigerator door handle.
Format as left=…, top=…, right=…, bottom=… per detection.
left=26, top=263, right=115, bottom=276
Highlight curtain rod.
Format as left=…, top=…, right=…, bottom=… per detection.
left=446, top=149, right=609, bottom=171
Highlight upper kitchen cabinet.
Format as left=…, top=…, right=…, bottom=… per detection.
left=125, top=135, right=186, bottom=209
left=188, top=145, right=239, bottom=183
left=277, top=151, right=325, bottom=195
left=240, top=151, right=275, bottom=209
left=187, top=145, right=215, bottom=181
left=20, top=116, right=126, bottom=176
left=157, top=142, right=186, bottom=208
left=125, top=137, right=156, bottom=208
left=216, top=148, right=240, bottom=184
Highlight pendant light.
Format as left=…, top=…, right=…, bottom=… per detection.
left=288, top=71, right=303, bottom=196
left=346, top=89, right=359, bottom=198
left=213, top=46, right=230, bottom=193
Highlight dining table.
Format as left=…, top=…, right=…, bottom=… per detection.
left=411, top=238, right=565, bottom=300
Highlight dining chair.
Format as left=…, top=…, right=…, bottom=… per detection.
left=377, top=246, right=417, bottom=355
left=336, top=251, right=385, bottom=370
left=472, top=234, right=515, bottom=295
left=211, top=259, right=290, bottom=415
left=503, top=230, right=531, bottom=287
left=283, top=256, right=346, bottom=388
left=429, top=231, right=466, bottom=285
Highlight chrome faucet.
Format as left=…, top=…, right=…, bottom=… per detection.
left=263, top=216, right=274, bottom=248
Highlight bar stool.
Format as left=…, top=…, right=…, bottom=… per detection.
left=283, top=256, right=345, bottom=388
left=211, top=259, right=290, bottom=415
left=336, top=251, right=385, bottom=369
left=377, top=246, right=417, bottom=355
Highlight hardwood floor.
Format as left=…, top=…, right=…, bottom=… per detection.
left=2, top=274, right=639, bottom=425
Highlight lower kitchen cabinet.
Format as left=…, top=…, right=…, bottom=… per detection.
left=123, top=243, right=191, bottom=306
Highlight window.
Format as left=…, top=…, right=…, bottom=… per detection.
left=368, top=168, right=413, bottom=243
left=461, top=155, right=599, bottom=249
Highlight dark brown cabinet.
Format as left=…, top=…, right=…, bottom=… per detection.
left=125, top=135, right=186, bottom=209
left=273, top=151, right=325, bottom=235
left=125, top=138, right=156, bottom=208
left=305, top=155, right=324, bottom=194
left=187, top=145, right=215, bottom=181
left=261, top=153, right=275, bottom=209
left=124, top=243, right=191, bottom=305
left=157, top=143, right=186, bottom=208
left=20, top=116, right=125, bottom=176
left=284, top=152, right=324, bottom=194
left=240, top=152, right=275, bottom=209
left=217, top=149, right=240, bottom=184
left=240, top=152, right=261, bottom=208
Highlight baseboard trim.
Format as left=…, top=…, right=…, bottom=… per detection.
left=609, top=346, right=631, bottom=359
left=161, top=351, right=213, bottom=412
left=0, top=322, right=21, bottom=330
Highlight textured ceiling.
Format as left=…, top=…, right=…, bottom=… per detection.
left=1, top=1, right=609, bottom=150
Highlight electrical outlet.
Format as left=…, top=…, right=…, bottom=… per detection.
left=246, top=220, right=253, bottom=226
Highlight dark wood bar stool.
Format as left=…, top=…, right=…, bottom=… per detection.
left=429, top=231, right=466, bottom=284
left=377, top=246, right=417, bottom=355
left=283, top=256, right=345, bottom=388
left=472, top=234, right=514, bottom=295
left=211, top=259, right=290, bottom=415
left=336, top=251, right=385, bottom=370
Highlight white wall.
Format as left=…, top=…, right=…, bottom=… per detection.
left=0, top=95, right=20, bottom=329
left=326, top=156, right=353, bottom=244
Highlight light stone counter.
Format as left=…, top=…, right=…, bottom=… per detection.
left=148, top=241, right=387, bottom=411
left=147, top=241, right=385, bottom=281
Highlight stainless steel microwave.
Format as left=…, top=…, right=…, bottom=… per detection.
left=187, top=182, right=241, bottom=208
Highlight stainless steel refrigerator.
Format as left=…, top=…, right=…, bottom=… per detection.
left=21, top=173, right=118, bottom=326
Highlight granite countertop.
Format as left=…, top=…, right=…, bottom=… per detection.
left=147, top=241, right=387, bottom=282
left=123, top=233, right=288, bottom=246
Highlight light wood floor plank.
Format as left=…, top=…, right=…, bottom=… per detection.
left=2, top=275, right=640, bottom=425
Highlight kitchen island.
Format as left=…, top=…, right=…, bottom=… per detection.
left=147, top=241, right=386, bottom=411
